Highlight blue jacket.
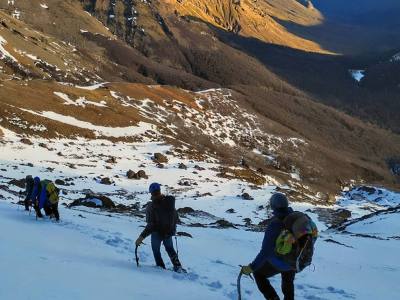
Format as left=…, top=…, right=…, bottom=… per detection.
left=31, top=177, right=41, bottom=202
left=39, top=183, right=48, bottom=209
left=250, top=207, right=294, bottom=272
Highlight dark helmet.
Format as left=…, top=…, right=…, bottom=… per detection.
left=270, top=193, right=289, bottom=210
left=149, top=182, right=161, bottom=194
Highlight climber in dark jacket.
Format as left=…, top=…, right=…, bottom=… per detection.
left=24, top=175, right=34, bottom=211
left=241, top=193, right=296, bottom=300
left=135, top=183, right=185, bottom=273
left=30, top=176, right=43, bottom=218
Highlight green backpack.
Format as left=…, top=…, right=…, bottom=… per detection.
left=46, top=182, right=60, bottom=204
left=275, top=212, right=318, bottom=273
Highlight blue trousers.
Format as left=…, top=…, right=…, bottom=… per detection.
left=151, top=232, right=181, bottom=268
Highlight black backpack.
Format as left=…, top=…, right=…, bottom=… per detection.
left=151, top=196, right=178, bottom=237
left=275, top=212, right=318, bottom=273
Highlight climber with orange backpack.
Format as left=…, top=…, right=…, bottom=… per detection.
left=239, top=193, right=318, bottom=300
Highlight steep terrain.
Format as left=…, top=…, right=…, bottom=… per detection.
left=0, top=128, right=400, bottom=300
left=0, top=0, right=400, bottom=200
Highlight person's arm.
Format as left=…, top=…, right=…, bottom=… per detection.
left=30, top=185, right=39, bottom=202
left=250, top=221, right=281, bottom=272
left=25, top=185, right=33, bottom=200
left=140, top=204, right=155, bottom=239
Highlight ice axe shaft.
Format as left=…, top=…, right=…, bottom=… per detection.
left=237, top=266, right=254, bottom=300
left=135, top=245, right=140, bottom=267
left=237, top=271, right=243, bottom=300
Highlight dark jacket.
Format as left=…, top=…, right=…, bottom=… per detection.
left=250, top=207, right=294, bottom=272
left=25, top=176, right=34, bottom=201
left=140, top=195, right=177, bottom=239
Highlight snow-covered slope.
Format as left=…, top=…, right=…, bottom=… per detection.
left=1, top=126, right=400, bottom=300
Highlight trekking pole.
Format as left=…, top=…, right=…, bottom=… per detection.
left=175, top=236, right=179, bottom=257
left=17, top=191, right=22, bottom=210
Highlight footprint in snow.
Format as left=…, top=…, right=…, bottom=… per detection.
left=299, top=284, right=355, bottom=299
left=206, top=280, right=223, bottom=290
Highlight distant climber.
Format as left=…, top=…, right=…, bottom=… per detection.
left=135, top=183, right=185, bottom=273
left=240, top=193, right=318, bottom=300
left=24, top=175, right=34, bottom=211
left=30, top=177, right=60, bottom=221
left=30, top=176, right=43, bottom=218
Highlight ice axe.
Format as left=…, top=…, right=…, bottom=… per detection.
left=135, top=242, right=146, bottom=267
left=135, top=245, right=140, bottom=267
left=237, top=265, right=254, bottom=300
left=237, top=271, right=243, bottom=300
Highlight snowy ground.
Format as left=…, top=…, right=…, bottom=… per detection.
left=1, top=128, right=400, bottom=300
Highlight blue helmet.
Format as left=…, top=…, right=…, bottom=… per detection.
left=33, top=176, right=41, bottom=185
left=149, top=182, right=161, bottom=194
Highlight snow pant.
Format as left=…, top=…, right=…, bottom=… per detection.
left=24, top=198, right=30, bottom=211
left=151, top=232, right=181, bottom=269
left=254, top=261, right=296, bottom=300
left=44, top=203, right=60, bottom=221
left=33, top=201, right=43, bottom=218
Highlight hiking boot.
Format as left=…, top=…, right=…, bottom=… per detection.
left=173, top=266, right=187, bottom=273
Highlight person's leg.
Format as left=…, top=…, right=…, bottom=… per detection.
left=151, top=233, right=165, bottom=268
left=24, top=198, right=30, bottom=211
left=253, top=262, right=280, bottom=300
left=281, top=271, right=295, bottom=300
left=34, top=201, right=43, bottom=218
left=162, top=236, right=181, bottom=268
left=52, top=203, right=60, bottom=221
left=43, top=205, right=52, bottom=217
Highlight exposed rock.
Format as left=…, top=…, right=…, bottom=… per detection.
left=156, top=163, right=165, bottom=169
left=243, top=218, right=252, bottom=226
left=126, top=170, right=136, bottom=179
left=178, top=163, right=187, bottom=170
left=211, top=219, right=237, bottom=229
left=309, top=208, right=351, bottom=227
left=137, top=170, right=148, bottom=179
left=69, top=194, right=115, bottom=209
left=55, top=179, right=67, bottom=186
left=153, top=153, right=168, bottom=164
left=194, top=165, right=205, bottom=171
left=357, top=186, right=377, bottom=195
left=257, top=168, right=266, bottom=175
left=100, top=177, right=112, bottom=185
left=177, top=207, right=195, bottom=214
left=218, top=168, right=266, bottom=186
left=8, top=178, right=25, bottom=188
left=106, top=156, right=117, bottom=164
left=127, top=169, right=148, bottom=179
left=20, top=138, right=33, bottom=145
left=241, top=193, right=254, bottom=200
left=226, top=208, right=236, bottom=214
